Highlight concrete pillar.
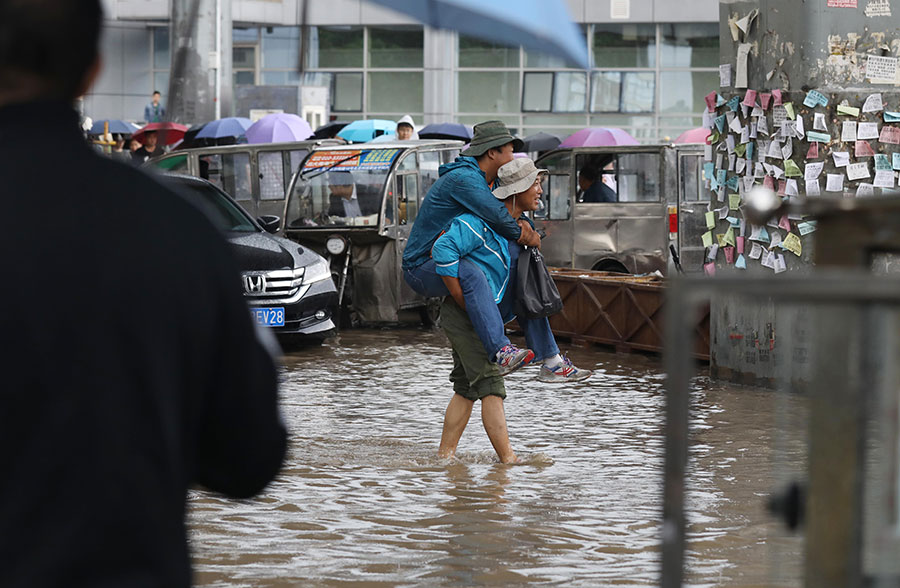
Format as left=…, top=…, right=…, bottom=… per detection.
left=423, top=27, right=455, bottom=125
left=168, top=0, right=232, bottom=123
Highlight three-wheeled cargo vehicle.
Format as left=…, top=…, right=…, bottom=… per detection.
left=281, top=139, right=463, bottom=325
left=148, top=139, right=338, bottom=220
left=533, top=143, right=706, bottom=274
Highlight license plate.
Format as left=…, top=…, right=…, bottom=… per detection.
left=252, top=307, right=285, bottom=327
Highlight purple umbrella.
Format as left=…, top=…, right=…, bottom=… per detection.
left=246, top=113, right=314, bottom=144
left=559, top=127, right=639, bottom=148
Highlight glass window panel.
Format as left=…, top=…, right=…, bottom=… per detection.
left=524, top=49, right=567, bottom=69
left=202, top=153, right=252, bottom=202
left=153, top=72, right=169, bottom=99
left=659, top=71, right=718, bottom=114
left=617, top=153, right=660, bottom=202
left=456, top=115, right=519, bottom=133
left=262, top=26, right=299, bottom=69
left=590, top=72, right=621, bottom=113
left=621, top=72, right=655, bottom=113
left=289, top=150, right=308, bottom=177
left=523, top=114, right=588, bottom=126
left=548, top=174, right=571, bottom=220
left=589, top=114, right=655, bottom=127
left=368, top=26, right=423, bottom=68
left=592, top=24, right=656, bottom=68
left=233, top=27, right=259, bottom=43
left=233, top=47, right=256, bottom=69
left=418, top=151, right=441, bottom=195
left=660, top=23, right=720, bottom=68
left=458, top=36, right=519, bottom=68
left=367, top=72, right=423, bottom=113
left=153, top=27, right=169, bottom=69
left=398, top=173, right=418, bottom=225
left=332, top=72, right=363, bottom=111
left=234, top=71, right=255, bottom=85
left=308, top=26, right=363, bottom=68
left=262, top=71, right=287, bottom=85
left=522, top=72, right=553, bottom=112
left=458, top=72, right=520, bottom=113
left=258, top=152, right=286, bottom=201
left=553, top=72, right=587, bottom=112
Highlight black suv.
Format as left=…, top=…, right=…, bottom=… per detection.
left=166, top=175, right=338, bottom=342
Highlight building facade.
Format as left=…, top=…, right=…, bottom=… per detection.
left=90, top=0, right=718, bottom=141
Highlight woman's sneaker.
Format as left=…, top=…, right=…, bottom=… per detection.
left=537, top=355, right=592, bottom=383
left=495, top=344, right=535, bottom=376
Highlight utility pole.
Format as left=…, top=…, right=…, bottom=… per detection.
left=167, top=0, right=232, bottom=124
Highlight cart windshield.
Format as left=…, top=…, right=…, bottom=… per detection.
left=285, top=148, right=401, bottom=228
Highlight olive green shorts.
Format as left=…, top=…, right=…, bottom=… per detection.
left=440, top=298, right=506, bottom=402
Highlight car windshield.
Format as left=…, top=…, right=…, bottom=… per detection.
left=285, top=148, right=400, bottom=228
left=172, top=179, right=258, bottom=233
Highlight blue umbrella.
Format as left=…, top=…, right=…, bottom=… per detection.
left=337, top=119, right=397, bottom=143
left=89, top=119, right=140, bottom=136
left=363, top=0, right=589, bottom=69
left=196, top=117, right=253, bottom=140
left=418, top=122, right=473, bottom=141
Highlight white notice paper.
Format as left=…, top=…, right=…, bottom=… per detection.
left=719, top=63, right=732, bottom=87
left=813, top=112, right=828, bottom=131
left=874, top=169, right=895, bottom=188
left=858, top=122, right=880, bottom=139
left=804, top=161, right=824, bottom=180
left=806, top=179, right=821, bottom=196
left=785, top=179, right=799, bottom=196
left=749, top=242, right=763, bottom=260
left=841, top=121, right=858, bottom=142
left=773, top=106, right=788, bottom=127
left=867, top=54, right=898, bottom=83
left=826, top=173, right=844, bottom=192
left=833, top=151, right=851, bottom=167
left=774, top=253, right=787, bottom=274
left=847, top=161, right=871, bottom=180
left=736, top=43, right=751, bottom=88
left=863, top=93, right=884, bottom=112
left=857, top=182, right=875, bottom=196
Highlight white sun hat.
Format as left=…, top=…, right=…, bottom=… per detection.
left=492, top=158, right=548, bottom=199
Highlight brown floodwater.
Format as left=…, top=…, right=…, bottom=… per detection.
left=188, top=328, right=807, bottom=587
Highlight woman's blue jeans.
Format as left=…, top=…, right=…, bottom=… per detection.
left=403, top=241, right=559, bottom=362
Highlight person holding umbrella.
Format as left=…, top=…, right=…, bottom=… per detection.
left=132, top=129, right=161, bottom=163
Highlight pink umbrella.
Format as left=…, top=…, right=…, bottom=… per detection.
left=246, top=113, right=314, bottom=144
left=559, top=127, right=639, bottom=148
left=674, top=127, right=711, bottom=144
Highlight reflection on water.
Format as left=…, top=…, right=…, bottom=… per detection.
left=189, top=329, right=806, bottom=586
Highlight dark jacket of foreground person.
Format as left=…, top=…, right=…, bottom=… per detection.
left=0, top=101, right=288, bottom=587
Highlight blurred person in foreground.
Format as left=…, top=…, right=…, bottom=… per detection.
left=0, top=1, right=287, bottom=587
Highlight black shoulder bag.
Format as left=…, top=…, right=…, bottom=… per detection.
left=516, top=246, right=563, bottom=319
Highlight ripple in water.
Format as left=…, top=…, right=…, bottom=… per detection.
left=189, top=329, right=806, bottom=586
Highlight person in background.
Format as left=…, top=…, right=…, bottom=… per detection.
left=578, top=164, right=616, bottom=203
left=110, top=133, right=130, bottom=162
left=132, top=129, right=161, bottom=164
left=327, top=171, right=363, bottom=218
left=396, top=114, right=416, bottom=140
left=0, top=1, right=287, bottom=586
left=144, top=90, right=165, bottom=123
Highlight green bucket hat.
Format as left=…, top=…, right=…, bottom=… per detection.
left=461, top=120, right=524, bottom=156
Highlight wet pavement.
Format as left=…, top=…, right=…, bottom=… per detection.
left=188, top=328, right=807, bottom=587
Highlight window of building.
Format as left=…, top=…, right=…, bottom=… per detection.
left=151, top=27, right=170, bottom=100
left=660, top=23, right=719, bottom=68
left=262, top=26, right=299, bottom=70
left=367, top=72, right=423, bottom=113
left=332, top=72, right=363, bottom=112
left=590, top=72, right=654, bottom=113
left=458, top=71, right=520, bottom=113
left=659, top=71, right=717, bottom=114
left=522, top=72, right=587, bottom=113
left=591, top=24, right=656, bottom=68
left=458, top=36, right=519, bottom=68
left=307, top=26, right=364, bottom=68
left=233, top=46, right=257, bottom=85
left=368, top=26, right=423, bottom=68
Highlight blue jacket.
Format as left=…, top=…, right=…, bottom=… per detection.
left=402, top=156, right=521, bottom=270
left=431, top=213, right=511, bottom=304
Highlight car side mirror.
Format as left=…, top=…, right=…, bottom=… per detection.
left=257, top=215, right=281, bottom=234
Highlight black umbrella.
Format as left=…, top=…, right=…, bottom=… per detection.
left=521, top=131, right=561, bottom=153
left=418, top=122, right=473, bottom=141
left=178, top=122, right=207, bottom=149
left=313, top=120, right=351, bottom=139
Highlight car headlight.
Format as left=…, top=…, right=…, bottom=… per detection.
left=326, top=235, right=347, bottom=255
left=303, top=258, right=331, bottom=284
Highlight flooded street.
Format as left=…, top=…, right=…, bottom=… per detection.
left=189, top=328, right=807, bottom=587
